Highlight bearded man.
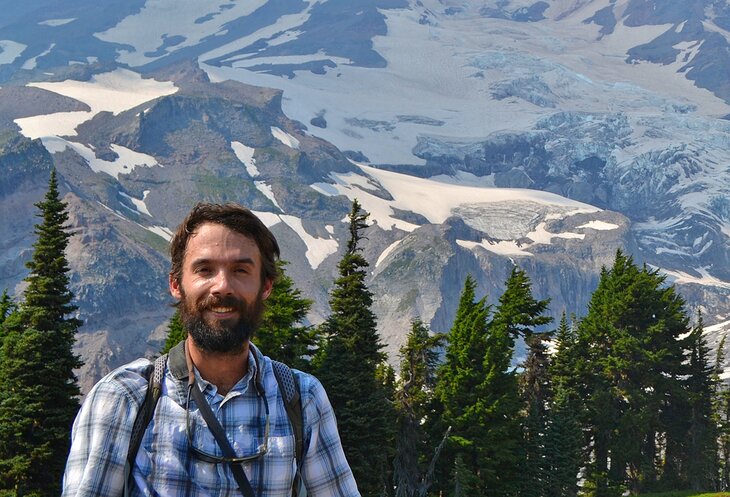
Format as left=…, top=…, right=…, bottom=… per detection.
left=62, top=203, right=360, bottom=497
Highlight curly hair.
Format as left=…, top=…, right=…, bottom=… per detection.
left=169, top=203, right=280, bottom=284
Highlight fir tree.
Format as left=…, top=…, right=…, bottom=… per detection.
left=314, top=200, right=394, bottom=497
left=496, top=266, right=552, bottom=497
left=254, top=260, right=315, bottom=371
left=393, top=319, right=444, bottom=497
left=684, top=313, right=717, bottom=491
left=0, top=169, right=82, bottom=497
left=161, top=308, right=185, bottom=354
left=544, top=312, right=583, bottom=497
left=519, top=331, right=553, bottom=497
left=576, top=250, right=691, bottom=495
left=433, top=274, right=491, bottom=495
left=713, top=335, right=730, bottom=490
left=0, top=290, right=15, bottom=326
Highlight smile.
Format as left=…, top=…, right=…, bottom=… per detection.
left=209, top=307, right=236, bottom=313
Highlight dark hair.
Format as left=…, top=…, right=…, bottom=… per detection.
left=170, top=203, right=280, bottom=285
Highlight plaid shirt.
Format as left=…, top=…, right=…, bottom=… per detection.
left=62, top=346, right=360, bottom=497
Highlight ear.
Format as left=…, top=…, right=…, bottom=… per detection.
left=261, top=277, right=274, bottom=300
left=169, top=273, right=182, bottom=300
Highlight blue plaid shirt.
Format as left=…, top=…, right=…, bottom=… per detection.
left=62, top=346, right=360, bottom=497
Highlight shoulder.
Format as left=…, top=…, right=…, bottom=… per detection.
left=85, top=358, right=154, bottom=408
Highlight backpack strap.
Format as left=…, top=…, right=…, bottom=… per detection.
left=123, top=353, right=167, bottom=497
left=123, top=342, right=306, bottom=497
left=271, top=360, right=307, bottom=497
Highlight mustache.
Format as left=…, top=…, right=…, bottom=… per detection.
left=196, top=295, right=246, bottom=311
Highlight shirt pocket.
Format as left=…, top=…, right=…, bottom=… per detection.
left=251, top=434, right=296, bottom=496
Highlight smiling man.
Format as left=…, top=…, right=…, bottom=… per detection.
left=62, top=203, right=360, bottom=497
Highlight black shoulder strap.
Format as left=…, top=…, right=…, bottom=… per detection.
left=271, top=361, right=307, bottom=497
left=124, top=353, right=167, bottom=497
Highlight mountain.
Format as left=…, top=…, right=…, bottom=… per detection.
left=1, top=0, right=729, bottom=390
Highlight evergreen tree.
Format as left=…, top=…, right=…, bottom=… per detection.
left=0, top=290, right=15, bottom=326
left=435, top=267, right=547, bottom=497
left=161, top=308, right=186, bottom=354
left=433, top=274, right=491, bottom=495
left=0, top=169, right=82, bottom=497
left=544, top=312, right=583, bottom=497
left=576, top=250, right=690, bottom=496
left=393, top=319, right=444, bottom=497
left=254, top=261, right=315, bottom=371
left=496, top=266, right=552, bottom=497
left=314, top=200, right=394, bottom=497
left=713, top=335, right=730, bottom=490
left=684, top=313, right=717, bottom=491
left=519, top=331, right=553, bottom=497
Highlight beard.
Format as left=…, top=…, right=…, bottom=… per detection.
left=178, top=288, right=266, bottom=355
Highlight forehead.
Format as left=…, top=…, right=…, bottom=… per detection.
left=184, top=223, right=261, bottom=264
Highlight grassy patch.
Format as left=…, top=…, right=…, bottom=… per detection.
left=638, top=492, right=730, bottom=497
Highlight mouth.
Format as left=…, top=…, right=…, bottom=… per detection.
left=207, top=306, right=237, bottom=316
left=210, top=307, right=236, bottom=314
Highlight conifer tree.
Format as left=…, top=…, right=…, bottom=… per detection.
left=544, top=312, right=583, bottom=497
left=0, top=290, right=15, bottom=325
left=314, top=200, right=394, bottom=497
left=433, top=274, right=491, bottom=494
left=161, top=308, right=186, bottom=354
left=254, top=260, right=315, bottom=371
left=684, top=313, right=717, bottom=491
left=0, top=169, right=82, bottom=497
left=519, top=331, right=553, bottom=497
left=494, top=266, right=552, bottom=497
left=713, top=335, right=730, bottom=490
left=576, top=250, right=690, bottom=495
left=393, top=319, right=444, bottom=497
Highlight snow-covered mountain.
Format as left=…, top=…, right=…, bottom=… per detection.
left=2, top=0, right=730, bottom=389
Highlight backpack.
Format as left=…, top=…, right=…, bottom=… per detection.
left=123, top=341, right=306, bottom=497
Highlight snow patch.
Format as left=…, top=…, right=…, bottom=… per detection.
left=251, top=211, right=283, bottom=229
left=318, top=163, right=598, bottom=232
left=0, top=40, right=26, bottom=64
left=271, top=127, right=300, bottom=150
left=376, top=239, right=403, bottom=268
left=39, top=18, right=76, bottom=26
left=15, top=112, right=92, bottom=139
left=119, top=190, right=152, bottom=217
left=660, top=266, right=730, bottom=290
left=254, top=181, right=282, bottom=211
left=231, top=141, right=258, bottom=177
left=52, top=140, right=158, bottom=179
left=146, top=225, right=173, bottom=241
left=577, top=220, right=619, bottom=231
left=95, top=0, right=270, bottom=66
left=458, top=239, right=532, bottom=257
left=22, top=43, right=55, bottom=70
left=27, top=68, right=178, bottom=115
left=280, top=215, right=338, bottom=269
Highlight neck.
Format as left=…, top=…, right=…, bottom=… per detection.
left=186, top=337, right=250, bottom=396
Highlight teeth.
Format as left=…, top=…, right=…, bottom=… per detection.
left=210, top=307, right=234, bottom=313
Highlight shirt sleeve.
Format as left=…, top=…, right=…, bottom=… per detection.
left=62, top=368, right=148, bottom=497
left=299, top=375, right=361, bottom=497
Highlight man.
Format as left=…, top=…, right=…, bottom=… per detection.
left=62, top=203, right=360, bottom=497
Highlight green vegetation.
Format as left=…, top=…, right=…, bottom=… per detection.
left=0, top=170, right=82, bottom=497
left=254, top=260, right=315, bottom=371
left=5, top=177, right=730, bottom=497
left=314, top=199, right=395, bottom=497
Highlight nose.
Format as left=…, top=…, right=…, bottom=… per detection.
left=210, top=269, right=233, bottom=295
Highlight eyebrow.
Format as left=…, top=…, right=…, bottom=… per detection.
left=190, top=257, right=256, bottom=266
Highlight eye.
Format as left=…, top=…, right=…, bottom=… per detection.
left=194, top=266, right=211, bottom=275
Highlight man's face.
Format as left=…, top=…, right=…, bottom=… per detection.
left=169, top=223, right=273, bottom=354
